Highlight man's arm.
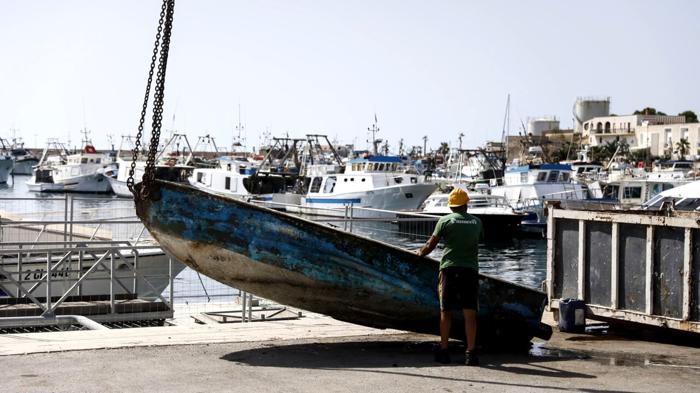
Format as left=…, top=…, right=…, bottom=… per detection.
left=415, top=235, right=439, bottom=257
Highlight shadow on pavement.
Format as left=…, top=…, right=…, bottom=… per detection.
left=218, top=339, right=630, bottom=392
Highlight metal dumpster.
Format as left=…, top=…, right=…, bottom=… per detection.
left=546, top=203, right=700, bottom=334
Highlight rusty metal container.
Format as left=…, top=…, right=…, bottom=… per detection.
left=546, top=203, right=700, bottom=334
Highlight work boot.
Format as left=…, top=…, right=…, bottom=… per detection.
left=465, top=350, right=479, bottom=366
left=434, top=347, right=451, bottom=364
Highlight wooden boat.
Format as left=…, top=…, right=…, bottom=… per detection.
left=135, top=180, right=551, bottom=347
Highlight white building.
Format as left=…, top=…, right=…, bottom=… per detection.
left=637, top=122, right=700, bottom=159
left=582, top=114, right=700, bottom=159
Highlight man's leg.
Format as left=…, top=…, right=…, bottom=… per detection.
left=440, top=310, right=452, bottom=349
left=463, top=309, right=477, bottom=352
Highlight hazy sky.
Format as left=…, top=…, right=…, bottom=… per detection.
left=1, top=0, right=699, bottom=152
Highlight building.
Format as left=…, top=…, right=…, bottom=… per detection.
left=582, top=114, right=685, bottom=148
left=637, top=122, right=700, bottom=159
left=582, top=113, right=700, bottom=159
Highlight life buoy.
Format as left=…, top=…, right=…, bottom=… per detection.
left=84, top=145, right=97, bottom=154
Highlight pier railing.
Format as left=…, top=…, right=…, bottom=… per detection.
left=0, top=240, right=176, bottom=328
left=546, top=202, right=700, bottom=333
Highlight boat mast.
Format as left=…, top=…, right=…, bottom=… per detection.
left=232, top=103, right=245, bottom=153
left=368, top=114, right=381, bottom=155
left=500, top=94, right=510, bottom=164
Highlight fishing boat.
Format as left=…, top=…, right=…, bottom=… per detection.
left=105, top=134, right=196, bottom=198
left=188, top=156, right=258, bottom=199
left=491, top=163, right=588, bottom=206
left=48, top=143, right=113, bottom=193
left=292, top=155, right=438, bottom=217
left=0, top=138, right=14, bottom=184
left=134, top=180, right=552, bottom=346
left=8, top=138, right=40, bottom=175
left=417, top=185, right=526, bottom=237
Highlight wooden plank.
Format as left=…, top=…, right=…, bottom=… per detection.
left=683, top=228, right=692, bottom=320
left=611, top=223, right=619, bottom=310
left=578, top=220, right=586, bottom=300
left=646, top=226, right=654, bottom=316
left=550, top=208, right=700, bottom=229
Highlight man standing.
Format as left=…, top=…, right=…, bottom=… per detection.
left=415, top=187, right=482, bottom=366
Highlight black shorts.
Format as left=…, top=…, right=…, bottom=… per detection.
left=438, top=266, right=479, bottom=311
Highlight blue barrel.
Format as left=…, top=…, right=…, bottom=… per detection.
left=558, top=298, right=586, bottom=333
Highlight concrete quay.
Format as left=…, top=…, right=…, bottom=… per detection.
left=1, top=312, right=699, bottom=392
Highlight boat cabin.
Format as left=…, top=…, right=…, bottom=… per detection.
left=303, top=156, right=420, bottom=196
left=503, top=164, right=573, bottom=186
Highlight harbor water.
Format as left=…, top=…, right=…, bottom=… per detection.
left=0, top=176, right=547, bottom=299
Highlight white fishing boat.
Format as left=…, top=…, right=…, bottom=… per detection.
left=293, top=156, right=438, bottom=217
left=419, top=185, right=525, bottom=236
left=0, top=138, right=14, bottom=184
left=188, top=156, right=257, bottom=198
left=25, top=140, right=70, bottom=192
left=106, top=133, right=196, bottom=198
left=490, top=163, right=588, bottom=207
left=587, top=160, right=696, bottom=206
left=489, top=163, right=588, bottom=237
left=49, top=143, right=113, bottom=193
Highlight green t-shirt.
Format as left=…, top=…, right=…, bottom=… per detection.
left=432, top=212, right=483, bottom=271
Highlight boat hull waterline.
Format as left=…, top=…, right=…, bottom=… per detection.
left=135, top=180, right=551, bottom=346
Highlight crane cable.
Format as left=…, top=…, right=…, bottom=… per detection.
left=127, top=0, right=175, bottom=200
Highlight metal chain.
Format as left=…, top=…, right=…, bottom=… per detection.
left=128, top=0, right=175, bottom=200
left=127, top=0, right=167, bottom=194
left=141, top=0, right=175, bottom=199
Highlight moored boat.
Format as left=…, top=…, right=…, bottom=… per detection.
left=294, top=155, right=438, bottom=217
left=0, top=138, right=14, bottom=184
left=8, top=138, right=40, bottom=175
left=415, top=185, right=526, bottom=238
left=134, top=180, right=552, bottom=347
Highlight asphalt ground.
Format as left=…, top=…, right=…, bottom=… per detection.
left=1, top=313, right=700, bottom=392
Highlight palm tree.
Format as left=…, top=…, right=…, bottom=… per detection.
left=676, top=138, right=690, bottom=160
left=438, top=142, right=449, bottom=156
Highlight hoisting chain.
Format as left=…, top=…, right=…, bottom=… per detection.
left=127, top=0, right=175, bottom=200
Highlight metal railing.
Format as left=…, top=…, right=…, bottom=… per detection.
left=0, top=241, right=175, bottom=319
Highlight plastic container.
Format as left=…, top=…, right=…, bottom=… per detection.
left=558, top=298, right=586, bottom=333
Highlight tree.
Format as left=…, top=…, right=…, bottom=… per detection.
left=676, top=138, right=690, bottom=160
left=549, top=142, right=572, bottom=162
left=438, top=142, right=449, bottom=156
left=588, top=140, right=629, bottom=163
left=678, top=110, right=698, bottom=123
left=628, top=148, right=651, bottom=166
left=633, top=107, right=667, bottom=116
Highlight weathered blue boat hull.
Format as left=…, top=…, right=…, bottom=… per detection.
left=135, top=181, right=551, bottom=347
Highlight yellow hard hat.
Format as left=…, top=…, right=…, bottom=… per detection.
left=447, top=187, right=470, bottom=207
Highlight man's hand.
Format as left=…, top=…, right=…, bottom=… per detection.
left=415, top=236, right=438, bottom=257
